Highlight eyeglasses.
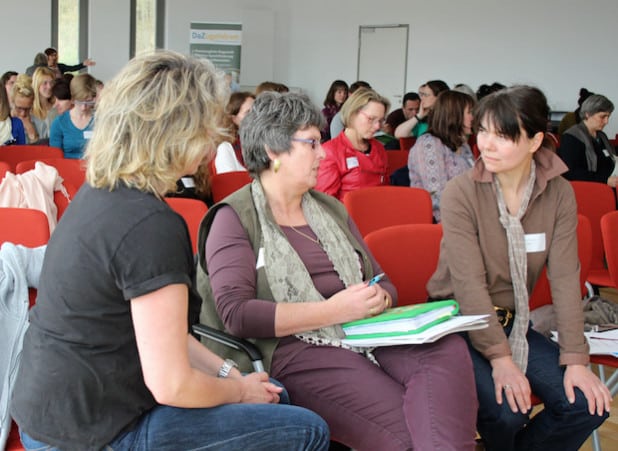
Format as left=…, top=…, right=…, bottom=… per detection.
left=74, top=100, right=96, bottom=106
left=14, top=106, right=32, bottom=113
left=291, top=137, right=321, bottom=151
left=359, top=110, right=385, bottom=127
left=418, top=91, right=433, bottom=98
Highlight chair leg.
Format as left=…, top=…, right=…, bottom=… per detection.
left=592, top=428, right=602, bottom=451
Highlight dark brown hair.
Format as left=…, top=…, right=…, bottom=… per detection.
left=474, top=85, right=552, bottom=149
left=428, top=90, right=475, bottom=150
left=225, top=91, right=255, bottom=137
left=323, top=80, right=348, bottom=107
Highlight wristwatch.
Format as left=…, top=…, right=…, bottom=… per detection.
left=217, top=359, right=238, bottom=378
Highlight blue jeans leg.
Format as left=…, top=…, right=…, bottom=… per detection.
left=107, top=403, right=330, bottom=451
left=466, top=327, right=608, bottom=451
left=20, top=393, right=329, bottom=451
left=465, top=334, right=528, bottom=451
left=517, top=329, right=608, bottom=451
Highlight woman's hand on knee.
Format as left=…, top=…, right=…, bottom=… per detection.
left=239, top=372, right=283, bottom=404
left=564, top=364, right=611, bottom=416
left=490, top=356, right=531, bottom=413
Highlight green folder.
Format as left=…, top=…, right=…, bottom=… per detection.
left=342, top=299, right=459, bottom=340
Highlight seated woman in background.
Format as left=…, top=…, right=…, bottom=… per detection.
left=408, top=90, right=475, bottom=222
left=428, top=85, right=610, bottom=451
left=50, top=73, right=96, bottom=159
left=51, top=78, right=72, bottom=115
left=558, top=94, right=616, bottom=186
left=1, top=71, right=18, bottom=107
left=0, top=80, right=25, bottom=145
left=11, top=74, right=38, bottom=144
left=557, top=88, right=593, bottom=136
left=394, top=79, right=449, bottom=139
left=31, top=67, right=58, bottom=143
left=199, top=91, right=478, bottom=451
left=320, top=79, right=348, bottom=141
left=214, top=91, right=254, bottom=174
left=10, top=50, right=329, bottom=451
left=315, top=88, right=389, bottom=201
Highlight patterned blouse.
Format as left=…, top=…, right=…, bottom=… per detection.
left=408, top=133, right=475, bottom=222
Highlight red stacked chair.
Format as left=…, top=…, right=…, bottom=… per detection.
left=343, top=186, right=433, bottom=237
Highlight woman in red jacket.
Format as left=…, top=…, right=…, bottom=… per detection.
left=315, top=88, right=389, bottom=201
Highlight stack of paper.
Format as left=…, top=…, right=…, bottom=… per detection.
left=552, top=329, right=618, bottom=357
left=341, top=300, right=489, bottom=347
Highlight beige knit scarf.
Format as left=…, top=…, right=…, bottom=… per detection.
left=493, top=160, right=536, bottom=373
left=250, top=180, right=377, bottom=358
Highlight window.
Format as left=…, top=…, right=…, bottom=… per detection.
left=131, top=0, right=165, bottom=57
left=52, top=0, right=88, bottom=67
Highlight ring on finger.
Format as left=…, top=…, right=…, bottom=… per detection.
left=504, top=384, right=512, bottom=390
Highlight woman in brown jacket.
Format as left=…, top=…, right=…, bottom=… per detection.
left=428, top=86, right=611, bottom=451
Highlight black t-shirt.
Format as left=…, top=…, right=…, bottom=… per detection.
left=11, top=184, right=201, bottom=451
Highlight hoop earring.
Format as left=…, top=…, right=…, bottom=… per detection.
left=273, top=158, right=281, bottom=173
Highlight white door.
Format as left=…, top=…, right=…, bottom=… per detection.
left=357, top=24, right=408, bottom=113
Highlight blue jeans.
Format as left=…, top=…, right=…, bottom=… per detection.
left=20, top=390, right=329, bottom=451
left=466, top=325, right=608, bottom=451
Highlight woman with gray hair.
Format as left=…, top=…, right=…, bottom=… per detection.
left=11, top=51, right=329, bottom=451
left=198, top=91, right=477, bottom=450
left=559, top=94, right=616, bottom=185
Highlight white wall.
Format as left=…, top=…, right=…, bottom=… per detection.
left=89, top=0, right=131, bottom=83
left=164, top=0, right=618, bottom=136
left=2, top=1, right=52, bottom=74
left=2, top=0, right=618, bottom=135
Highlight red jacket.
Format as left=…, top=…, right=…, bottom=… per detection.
left=316, top=132, right=388, bottom=201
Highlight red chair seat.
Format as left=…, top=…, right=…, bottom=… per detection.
left=6, top=420, right=24, bottom=450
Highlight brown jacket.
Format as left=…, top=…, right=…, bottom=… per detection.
left=428, top=147, right=589, bottom=366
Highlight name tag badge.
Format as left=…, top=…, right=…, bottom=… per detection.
left=83, top=130, right=93, bottom=140
left=525, top=233, right=546, bottom=253
left=346, top=156, right=359, bottom=169
left=603, top=149, right=611, bottom=157
left=256, top=247, right=265, bottom=269
left=180, top=176, right=195, bottom=188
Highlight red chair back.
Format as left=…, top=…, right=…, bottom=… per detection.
left=385, top=150, right=409, bottom=178
left=529, top=214, right=592, bottom=310
left=165, top=197, right=209, bottom=254
left=0, top=160, right=10, bottom=180
left=0, top=207, right=50, bottom=247
left=0, top=145, right=63, bottom=170
left=16, top=158, right=86, bottom=190
left=398, top=136, right=416, bottom=152
left=210, top=171, right=252, bottom=203
left=570, top=181, right=616, bottom=286
left=343, top=186, right=433, bottom=237
left=600, top=211, right=618, bottom=289
left=365, top=223, right=443, bottom=306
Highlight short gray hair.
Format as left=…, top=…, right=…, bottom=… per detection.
left=580, top=94, right=614, bottom=120
left=240, top=91, right=325, bottom=177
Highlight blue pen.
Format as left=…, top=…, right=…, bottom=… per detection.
left=367, top=272, right=385, bottom=286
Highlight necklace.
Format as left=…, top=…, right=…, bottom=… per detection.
left=288, top=225, right=322, bottom=247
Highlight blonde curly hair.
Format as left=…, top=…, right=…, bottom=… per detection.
left=85, top=50, right=229, bottom=196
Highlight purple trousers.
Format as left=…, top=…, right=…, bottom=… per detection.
left=271, top=334, right=478, bottom=451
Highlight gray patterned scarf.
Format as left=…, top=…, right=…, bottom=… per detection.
left=251, top=180, right=375, bottom=356
left=493, top=160, right=536, bottom=373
